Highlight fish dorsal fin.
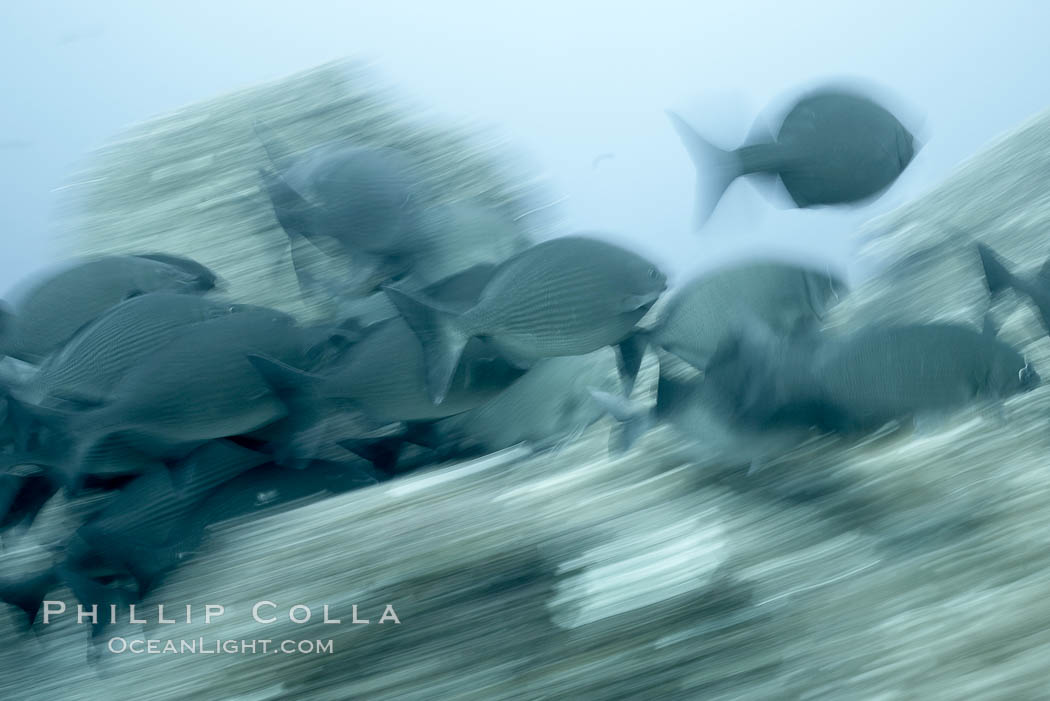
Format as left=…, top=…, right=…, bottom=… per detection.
left=976, top=243, right=1016, bottom=296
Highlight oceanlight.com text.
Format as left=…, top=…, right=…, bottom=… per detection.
left=107, top=637, right=335, bottom=655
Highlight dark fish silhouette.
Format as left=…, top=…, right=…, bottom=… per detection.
left=254, top=123, right=424, bottom=257
left=436, top=349, right=621, bottom=454
left=248, top=316, right=525, bottom=423
left=647, top=260, right=846, bottom=370
left=718, top=320, right=1039, bottom=434
left=668, top=86, right=918, bottom=228
left=0, top=255, right=210, bottom=363
left=385, top=235, right=666, bottom=403
left=26, top=293, right=248, bottom=407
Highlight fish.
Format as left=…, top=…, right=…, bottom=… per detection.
left=0, top=255, right=212, bottom=363
left=811, top=323, right=1039, bottom=432
left=716, top=319, right=1040, bottom=434
left=435, top=348, right=622, bottom=454
left=647, top=260, right=846, bottom=370
left=589, top=350, right=814, bottom=470
left=254, top=124, right=425, bottom=257
left=385, top=235, right=667, bottom=403
left=977, top=242, right=1050, bottom=335
left=76, top=439, right=273, bottom=595
left=668, top=86, right=918, bottom=228
left=33, top=310, right=306, bottom=479
left=24, top=293, right=250, bottom=408
left=248, top=315, right=526, bottom=423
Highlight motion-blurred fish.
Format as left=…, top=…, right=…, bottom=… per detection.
left=722, top=321, right=1040, bottom=433
left=38, top=310, right=304, bottom=474
left=436, top=348, right=621, bottom=454
left=248, top=315, right=526, bottom=423
left=385, top=235, right=667, bottom=403
left=978, top=242, right=1050, bottom=335
left=76, top=439, right=273, bottom=594
left=25, top=293, right=249, bottom=407
left=0, top=255, right=211, bottom=363
left=590, top=351, right=814, bottom=470
left=668, top=86, right=918, bottom=228
left=255, top=124, right=424, bottom=257
left=647, top=260, right=846, bottom=370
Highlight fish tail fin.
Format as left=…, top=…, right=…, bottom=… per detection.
left=383, top=285, right=472, bottom=405
left=616, top=333, right=649, bottom=397
left=666, top=110, right=741, bottom=230
left=587, top=388, right=653, bottom=454
left=977, top=243, right=1017, bottom=296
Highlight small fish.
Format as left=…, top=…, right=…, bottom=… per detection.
left=716, top=319, right=1040, bottom=434
left=254, top=123, right=425, bottom=257
left=435, top=349, right=621, bottom=454
left=77, top=439, right=272, bottom=595
left=668, top=85, right=919, bottom=228
left=812, top=323, right=1039, bottom=432
left=648, top=260, right=846, bottom=370
left=589, top=350, right=812, bottom=469
left=385, top=235, right=667, bottom=403
left=32, top=311, right=305, bottom=482
left=0, top=255, right=211, bottom=363
left=25, top=293, right=248, bottom=407
left=248, top=315, right=526, bottom=422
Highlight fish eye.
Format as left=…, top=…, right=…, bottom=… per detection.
left=647, top=267, right=658, bottom=280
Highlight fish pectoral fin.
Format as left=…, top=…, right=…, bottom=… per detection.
left=246, top=354, right=315, bottom=397
left=619, top=291, right=662, bottom=313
